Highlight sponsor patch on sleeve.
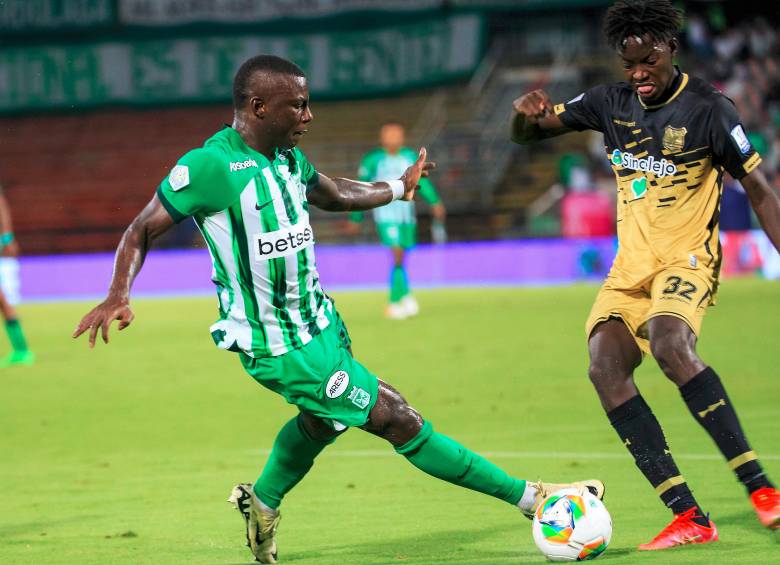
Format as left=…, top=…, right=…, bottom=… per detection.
left=169, top=165, right=190, bottom=191
left=730, top=124, right=752, bottom=155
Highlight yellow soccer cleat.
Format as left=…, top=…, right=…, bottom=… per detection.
left=228, top=483, right=282, bottom=563
left=523, top=479, right=606, bottom=519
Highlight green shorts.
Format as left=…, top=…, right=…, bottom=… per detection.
left=240, top=313, right=378, bottom=430
left=377, top=222, right=416, bottom=249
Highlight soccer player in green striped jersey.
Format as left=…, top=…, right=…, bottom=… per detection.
left=0, top=183, right=33, bottom=367
left=74, top=55, right=603, bottom=563
left=349, top=123, right=446, bottom=319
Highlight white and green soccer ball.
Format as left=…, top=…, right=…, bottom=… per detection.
left=532, top=488, right=612, bottom=561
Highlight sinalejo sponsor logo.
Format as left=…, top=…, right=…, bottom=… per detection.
left=230, top=159, right=258, bottom=172
left=326, top=371, right=350, bottom=399
left=610, top=149, right=678, bottom=177
left=254, top=222, right=314, bottom=261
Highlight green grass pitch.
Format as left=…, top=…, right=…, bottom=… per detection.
left=1, top=279, right=778, bottom=564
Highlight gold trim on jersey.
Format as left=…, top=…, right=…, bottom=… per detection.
left=662, top=126, right=687, bottom=153
left=662, top=144, right=709, bottom=158
left=624, top=136, right=653, bottom=149
left=638, top=73, right=689, bottom=110
left=612, top=119, right=637, bottom=127
left=743, top=153, right=762, bottom=174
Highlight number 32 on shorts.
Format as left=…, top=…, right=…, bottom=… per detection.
left=662, top=276, right=698, bottom=300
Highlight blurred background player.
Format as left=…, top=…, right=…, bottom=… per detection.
left=0, top=183, right=32, bottom=367
left=348, top=122, right=446, bottom=319
left=511, top=0, right=780, bottom=550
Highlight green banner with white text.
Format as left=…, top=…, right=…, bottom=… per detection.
left=0, top=13, right=484, bottom=113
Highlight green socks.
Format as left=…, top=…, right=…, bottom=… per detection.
left=396, top=421, right=527, bottom=505
left=5, top=319, right=28, bottom=353
left=254, top=417, right=526, bottom=510
left=390, top=265, right=410, bottom=303
left=253, top=415, right=336, bottom=509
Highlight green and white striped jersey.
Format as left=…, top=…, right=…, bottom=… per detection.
left=356, top=147, right=440, bottom=224
left=157, top=127, right=333, bottom=358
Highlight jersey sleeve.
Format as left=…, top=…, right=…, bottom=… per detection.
left=295, top=149, right=320, bottom=193
left=156, top=149, right=224, bottom=222
left=553, top=85, right=610, bottom=132
left=357, top=152, right=376, bottom=182
left=708, top=95, right=762, bottom=179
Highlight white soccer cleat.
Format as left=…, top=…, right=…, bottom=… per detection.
left=385, top=302, right=408, bottom=320
left=401, top=295, right=420, bottom=317
left=522, top=479, right=606, bottom=519
left=228, top=483, right=281, bottom=563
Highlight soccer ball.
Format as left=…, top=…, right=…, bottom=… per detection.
left=532, top=488, right=612, bottom=561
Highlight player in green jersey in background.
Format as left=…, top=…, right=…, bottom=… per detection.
left=348, top=122, right=446, bottom=319
left=74, top=55, right=602, bottom=563
left=0, top=182, right=33, bottom=367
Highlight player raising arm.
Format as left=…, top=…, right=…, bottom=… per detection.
left=74, top=55, right=603, bottom=564
left=511, top=0, right=780, bottom=551
left=349, top=122, right=447, bottom=320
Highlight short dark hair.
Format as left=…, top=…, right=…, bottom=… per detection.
left=604, top=0, right=683, bottom=52
left=232, top=54, right=306, bottom=109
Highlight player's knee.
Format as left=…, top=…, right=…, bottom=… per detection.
left=299, top=412, right=343, bottom=442
left=587, top=355, right=638, bottom=410
left=588, top=357, right=628, bottom=388
left=364, top=381, right=423, bottom=445
left=650, top=335, right=696, bottom=381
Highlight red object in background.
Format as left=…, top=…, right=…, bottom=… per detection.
left=720, top=231, right=762, bottom=276
left=561, top=192, right=615, bottom=237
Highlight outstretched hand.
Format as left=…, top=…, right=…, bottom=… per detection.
left=400, top=148, right=436, bottom=201
left=72, top=297, right=135, bottom=348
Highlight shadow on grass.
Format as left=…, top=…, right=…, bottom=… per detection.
left=278, top=523, right=523, bottom=564
left=251, top=523, right=639, bottom=565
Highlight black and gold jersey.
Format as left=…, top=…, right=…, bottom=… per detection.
left=554, top=72, right=761, bottom=294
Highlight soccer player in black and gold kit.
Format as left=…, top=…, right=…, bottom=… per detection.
left=511, top=0, right=780, bottom=551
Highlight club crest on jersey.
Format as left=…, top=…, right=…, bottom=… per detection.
left=662, top=126, right=687, bottom=154
left=169, top=165, right=190, bottom=191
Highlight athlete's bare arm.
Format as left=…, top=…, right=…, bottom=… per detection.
left=741, top=169, right=780, bottom=253
left=73, top=195, right=175, bottom=347
left=510, top=89, right=573, bottom=144
left=308, top=148, right=435, bottom=211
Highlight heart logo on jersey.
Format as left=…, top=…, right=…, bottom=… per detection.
left=631, top=177, right=647, bottom=198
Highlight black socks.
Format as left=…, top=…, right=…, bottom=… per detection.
left=680, top=367, right=772, bottom=494
left=608, top=395, right=706, bottom=523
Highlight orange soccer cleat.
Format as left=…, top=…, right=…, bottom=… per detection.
left=638, top=508, right=718, bottom=551
left=750, top=487, right=780, bottom=530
